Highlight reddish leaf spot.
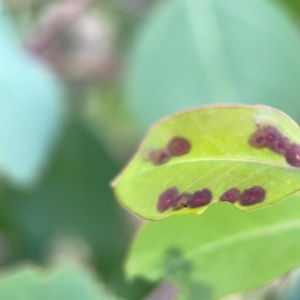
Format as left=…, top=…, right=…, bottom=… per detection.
left=270, top=136, right=291, bottom=155
left=248, top=126, right=275, bottom=148
left=249, top=125, right=290, bottom=155
left=148, top=148, right=172, bottom=165
left=240, top=186, right=266, bottom=206
left=157, top=187, right=179, bottom=213
left=187, top=189, right=212, bottom=208
left=167, top=137, right=191, bottom=157
left=285, top=143, right=300, bottom=167
left=173, top=192, right=192, bottom=211
left=219, top=188, right=241, bottom=203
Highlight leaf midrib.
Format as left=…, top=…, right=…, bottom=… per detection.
left=116, top=157, right=297, bottom=186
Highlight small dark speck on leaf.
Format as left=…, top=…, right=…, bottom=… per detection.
left=157, top=187, right=179, bottom=213
left=285, top=143, right=300, bottom=167
left=240, top=186, right=266, bottom=206
left=219, top=188, right=241, bottom=203
left=173, top=192, right=192, bottom=211
left=167, top=137, right=191, bottom=157
left=187, top=189, right=212, bottom=208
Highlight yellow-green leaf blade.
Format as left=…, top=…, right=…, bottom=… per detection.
left=112, top=105, right=300, bottom=220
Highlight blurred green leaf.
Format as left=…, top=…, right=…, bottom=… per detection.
left=113, top=105, right=300, bottom=220
left=0, top=119, right=152, bottom=300
left=126, top=194, right=300, bottom=300
left=273, top=0, right=300, bottom=19
left=0, top=263, right=121, bottom=300
left=0, top=8, right=65, bottom=186
left=1, top=119, right=125, bottom=273
left=126, top=0, right=300, bottom=130
left=83, top=86, right=140, bottom=162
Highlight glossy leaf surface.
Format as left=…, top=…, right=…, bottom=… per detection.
left=112, top=105, right=300, bottom=220
left=126, top=194, right=300, bottom=299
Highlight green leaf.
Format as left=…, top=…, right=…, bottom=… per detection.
left=0, top=120, right=126, bottom=271
left=0, top=120, right=153, bottom=300
left=0, top=10, right=65, bottom=186
left=0, top=263, right=121, bottom=300
left=112, top=105, right=300, bottom=220
left=126, top=0, right=300, bottom=130
left=273, top=0, right=300, bottom=19
left=125, top=194, right=300, bottom=300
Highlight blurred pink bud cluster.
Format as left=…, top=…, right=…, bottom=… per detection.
left=26, top=0, right=120, bottom=82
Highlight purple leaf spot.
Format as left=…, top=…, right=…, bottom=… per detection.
left=219, top=188, right=241, bottom=203
left=285, top=143, right=300, bottom=167
left=157, top=187, right=179, bottom=213
left=240, top=186, right=266, bottom=206
left=187, top=189, right=212, bottom=208
left=148, top=148, right=171, bottom=165
left=167, top=137, right=191, bottom=157
left=248, top=125, right=290, bottom=155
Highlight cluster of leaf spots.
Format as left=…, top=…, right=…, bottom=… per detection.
left=249, top=125, right=300, bottom=167
left=157, top=187, right=212, bottom=213
left=157, top=185, right=266, bottom=213
left=220, top=186, right=266, bottom=206
left=146, top=136, right=191, bottom=165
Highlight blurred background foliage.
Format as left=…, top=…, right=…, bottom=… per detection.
left=1, top=0, right=300, bottom=299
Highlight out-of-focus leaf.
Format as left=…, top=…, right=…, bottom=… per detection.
left=0, top=8, right=65, bottom=186
left=112, top=105, right=300, bottom=220
left=0, top=119, right=152, bottom=300
left=126, top=194, right=300, bottom=300
left=126, top=0, right=300, bottom=130
left=83, top=86, right=140, bottom=163
left=273, top=0, right=300, bottom=19
left=0, top=263, right=121, bottom=300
